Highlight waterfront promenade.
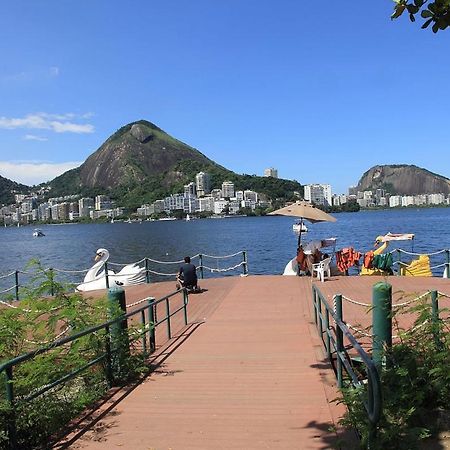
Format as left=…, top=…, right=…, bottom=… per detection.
left=55, top=274, right=450, bottom=449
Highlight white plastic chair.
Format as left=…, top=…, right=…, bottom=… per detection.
left=312, top=257, right=331, bottom=282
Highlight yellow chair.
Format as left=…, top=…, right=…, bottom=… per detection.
left=400, top=255, right=432, bottom=277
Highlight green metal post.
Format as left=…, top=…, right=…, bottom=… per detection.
left=396, top=249, right=401, bottom=276
left=104, top=262, right=110, bottom=289
left=145, top=258, right=151, bottom=284
left=445, top=250, right=450, bottom=278
left=183, top=289, right=189, bottom=325
left=324, top=309, right=331, bottom=360
left=5, top=366, right=17, bottom=450
left=104, top=325, right=114, bottom=387
left=242, top=251, right=248, bottom=275
left=372, top=282, right=392, bottom=369
left=14, top=271, right=19, bottom=301
left=431, top=290, right=440, bottom=347
left=141, top=309, right=148, bottom=356
left=335, top=294, right=344, bottom=388
left=199, top=254, right=204, bottom=279
left=107, top=287, right=129, bottom=383
left=148, top=297, right=156, bottom=353
left=166, top=298, right=171, bottom=339
left=313, top=288, right=318, bottom=326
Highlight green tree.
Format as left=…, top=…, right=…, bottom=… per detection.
left=392, top=0, right=450, bottom=33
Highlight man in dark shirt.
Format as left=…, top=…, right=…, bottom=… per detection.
left=177, top=256, right=198, bottom=291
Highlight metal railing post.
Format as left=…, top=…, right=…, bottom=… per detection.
left=166, top=298, right=171, bottom=339
left=104, top=325, right=114, bottom=387
left=372, top=282, right=392, bottom=369
left=335, top=294, right=344, bottom=388
left=396, top=249, right=401, bottom=276
left=107, top=287, right=128, bottom=383
left=242, top=251, right=248, bottom=275
left=148, top=297, right=156, bottom=353
left=145, top=257, right=151, bottom=284
left=5, top=366, right=17, bottom=450
left=104, top=262, right=110, bottom=289
left=141, top=309, right=148, bottom=356
left=445, top=250, right=450, bottom=278
left=183, top=289, right=189, bottom=325
left=324, top=309, right=331, bottom=360
left=431, top=290, right=440, bottom=347
left=14, top=270, right=19, bottom=301
left=199, top=254, right=204, bottom=279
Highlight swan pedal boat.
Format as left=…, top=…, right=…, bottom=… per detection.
left=76, top=248, right=146, bottom=292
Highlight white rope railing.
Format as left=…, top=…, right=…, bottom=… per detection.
left=24, top=326, right=72, bottom=345
left=0, top=285, right=16, bottom=294
left=393, top=290, right=431, bottom=308
left=393, top=248, right=447, bottom=257
left=127, top=297, right=156, bottom=308
left=200, top=251, right=243, bottom=259
left=202, top=261, right=245, bottom=273
left=51, top=267, right=88, bottom=274
left=0, top=271, right=16, bottom=280
left=342, top=295, right=371, bottom=308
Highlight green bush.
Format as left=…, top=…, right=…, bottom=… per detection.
left=339, top=294, right=450, bottom=449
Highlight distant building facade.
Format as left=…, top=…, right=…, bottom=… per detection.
left=264, top=168, right=278, bottom=178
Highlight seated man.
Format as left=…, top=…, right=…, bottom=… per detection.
left=176, top=256, right=199, bottom=291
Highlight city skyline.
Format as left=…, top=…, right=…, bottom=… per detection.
left=1, top=1, right=450, bottom=194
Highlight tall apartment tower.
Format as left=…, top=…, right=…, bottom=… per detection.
left=264, top=167, right=278, bottom=178
left=304, top=184, right=332, bottom=207
left=195, top=172, right=211, bottom=197
left=221, top=181, right=235, bottom=198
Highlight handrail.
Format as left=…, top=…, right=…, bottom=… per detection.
left=0, top=251, right=249, bottom=301
left=0, top=287, right=190, bottom=449
left=312, top=285, right=381, bottom=431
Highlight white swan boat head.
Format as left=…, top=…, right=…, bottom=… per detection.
left=76, top=248, right=146, bottom=292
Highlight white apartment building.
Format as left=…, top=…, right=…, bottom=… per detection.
left=95, top=195, right=112, bottom=211
left=401, top=196, right=414, bottom=207
left=264, top=167, right=278, bottom=178
left=79, top=198, right=95, bottom=217
left=389, top=196, right=402, bottom=207
left=304, top=184, right=332, bottom=207
left=221, top=181, right=235, bottom=198
left=198, top=196, right=215, bottom=212
left=184, top=182, right=196, bottom=196
left=214, top=200, right=229, bottom=215
left=195, top=172, right=211, bottom=197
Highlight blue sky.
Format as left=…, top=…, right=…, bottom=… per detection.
left=0, top=1, right=449, bottom=194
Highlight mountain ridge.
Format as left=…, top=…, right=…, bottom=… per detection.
left=356, top=164, right=450, bottom=195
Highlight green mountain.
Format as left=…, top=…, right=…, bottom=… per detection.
left=48, top=120, right=302, bottom=208
left=357, top=164, right=450, bottom=195
left=0, top=175, right=30, bottom=205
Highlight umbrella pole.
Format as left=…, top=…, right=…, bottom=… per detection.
left=297, top=218, right=304, bottom=247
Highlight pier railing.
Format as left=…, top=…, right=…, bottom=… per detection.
left=0, top=286, right=191, bottom=450
left=390, top=247, right=450, bottom=277
left=312, top=285, right=381, bottom=444
left=0, top=250, right=248, bottom=302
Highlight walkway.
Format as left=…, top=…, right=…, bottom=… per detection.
left=56, top=276, right=349, bottom=449
left=56, top=274, right=450, bottom=449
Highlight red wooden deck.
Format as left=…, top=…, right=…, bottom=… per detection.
left=54, top=274, right=450, bottom=449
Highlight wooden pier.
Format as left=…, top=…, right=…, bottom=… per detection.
left=55, top=274, right=450, bottom=449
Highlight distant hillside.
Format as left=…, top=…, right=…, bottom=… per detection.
left=47, top=120, right=302, bottom=208
left=356, top=164, right=450, bottom=195
left=0, top=175, right=29, bottom=205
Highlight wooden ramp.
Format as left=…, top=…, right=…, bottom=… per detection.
left=57, top=275, right=350, bottom=450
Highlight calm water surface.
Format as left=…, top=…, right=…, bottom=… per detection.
left=1, top=208, right=449, bottom=284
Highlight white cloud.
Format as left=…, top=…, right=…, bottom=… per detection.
left=0, top=113, right=94, bottom=134
left=23, top=134, right=48, bottom=142
left=0, top=161, right=82, bottom=185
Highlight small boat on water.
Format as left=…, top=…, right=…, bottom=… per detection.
left=293, top=221, right=308, bottom=233
left=33, top=229, right=45, bottom=237
left=186, top=214, right=191, bottom=221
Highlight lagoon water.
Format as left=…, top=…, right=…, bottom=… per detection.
left=1, top=208, right=450, bottom=287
